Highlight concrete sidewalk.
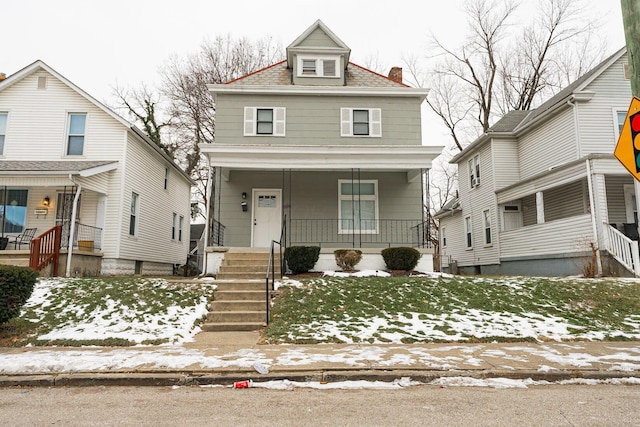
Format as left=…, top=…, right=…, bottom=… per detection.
left=1, top=332, right=639, bottom=387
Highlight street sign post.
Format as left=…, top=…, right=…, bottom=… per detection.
left=614, top=96, right=640, bottom=181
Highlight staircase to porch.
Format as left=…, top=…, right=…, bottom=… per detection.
left=202, top=251, right=280, bottom=332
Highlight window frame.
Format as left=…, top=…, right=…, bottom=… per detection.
left=164, top=168, right=169, bottom=190
left=172, top=212, right=177, bottom=240
left=340, top=108, right=382, bottom=137
left=0, top=188, right=28, bottom=233
left=441, top=226, right=447, bottom=248
left=483, top=209, right=492, bottom=245
left=244, top=107, right=286, bottom=137
left=614, top=108, right=627, bottom=139
left=338, top=179, right=379, bottom=234
left=469, top=155, right=480, bottom=188
left=296, top=55, right=340, bottom=78
left=0, top=112, right=7, bottom=156
left=179, top=215, right=184, bottom=242
left=129, top=192, right=139, bottom=236
left=66, top=113, right=87, bottom=156
left=465, top=215, right=473, bottom=249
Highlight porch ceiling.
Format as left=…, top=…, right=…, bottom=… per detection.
left=199, top=144, right=443, bottom=171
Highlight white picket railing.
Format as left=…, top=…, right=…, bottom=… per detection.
left=602, top=222, right=640, bottom=276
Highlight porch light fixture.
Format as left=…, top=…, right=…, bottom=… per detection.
left=242, top=192, right=247, bottom=199
left=42, top=196, right=50, bottom=207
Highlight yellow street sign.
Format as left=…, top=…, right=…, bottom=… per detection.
left=614, top=96, right=640, bottom=181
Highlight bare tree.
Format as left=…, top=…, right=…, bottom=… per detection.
left=112, top=83, right=174, bottom=157
left=425, top=0, right=604, bottom=151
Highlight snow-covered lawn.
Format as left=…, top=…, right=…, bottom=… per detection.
left=267, top=273, right=640, bottom=344
left=12, top=277, right=216, bottom=346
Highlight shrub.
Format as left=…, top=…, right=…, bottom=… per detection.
left=0, top=265, right=39, bottom=324
left=334, top=249, right=362, bottom=271
left=284, top=246, right=321, bottom=274
left=381, top=247, right=421, bottom=271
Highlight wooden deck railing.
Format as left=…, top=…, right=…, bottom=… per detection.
left=29, top=225, right=62, bottom=276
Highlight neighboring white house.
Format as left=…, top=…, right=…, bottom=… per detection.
left=436, top=47, right=640, bottom=277
left=0, top=60, right=193, bottom=276
left=199, top=20, right=443, bottom=273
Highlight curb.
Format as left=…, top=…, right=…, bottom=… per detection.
left=2, top=369, right=639, bottom=388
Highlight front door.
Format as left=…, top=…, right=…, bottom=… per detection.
left=252, top=189, right=282, bottom=247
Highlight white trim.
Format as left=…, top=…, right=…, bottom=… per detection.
left=209, top=84, right=428, bottom=98
left=464, top=215, right=473, bottom=249
left=243, top=107, right=286, bottom=137
left=337, top=179, right=379, bottom=234
left=441, top=226, right=447, bottom=248
left=483, top=209, right=492, bottom=246
left=65, top=112, right=87, bottom=157
left=199, top=144, right=443, bottom=170
left=296, top=55, right=341, bottom=78
left=340, top=108, right=382, bottom=137
left=613, top=107, right=627, bottom=140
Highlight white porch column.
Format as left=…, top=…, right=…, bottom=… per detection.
left=536, top=192, right=545, bottom=224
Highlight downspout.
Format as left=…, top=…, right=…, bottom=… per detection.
left=65, top=174, right=82, bottom=277
left=585, top=159, right=602, bottom=276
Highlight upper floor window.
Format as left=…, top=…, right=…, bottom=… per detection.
left=244, top=107, right=286, bottom=136
left=616, top=110, right=627, bottom=138
left=340, top=108, right=382, bottom=137
left=67, top=113, right=86, bottom=156
left=297, top=56, right=339, bottom=78
left=0, top=112, right=7, bottom=155
left=179, top=215, right=184, bottom=242
left=129, top=192, right=139, bottom=236
left=441, top=226, right=447, bottom=248
left=164, top=168, right=169, bottom=190
left=469, top=155, right=480, bottom=188
left=172, top=212, right=177, bottom=240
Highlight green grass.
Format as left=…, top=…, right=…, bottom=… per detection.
left=264, top=276, right=640, bottom=344
left=0, top=277, right=215, bottom=347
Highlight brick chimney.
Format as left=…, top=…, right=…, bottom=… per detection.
left=388, top=67, right=402, bottom=84
left=0, top=73, right=6, bottom=81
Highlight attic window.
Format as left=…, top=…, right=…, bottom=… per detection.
left=302, top=60, right=316, bottom=75
left=297, top=56, right=339, bottom=78
left=37, top=76, right=47, bottom=90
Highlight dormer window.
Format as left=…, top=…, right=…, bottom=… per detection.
left=297, top=56, right=340, bottom=78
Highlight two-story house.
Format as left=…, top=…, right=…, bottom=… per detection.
left=0, top=60, right=193, bottom=276
left=200, top=20, right=443, bottom=273
left=436, top=47, right=640, bottom=277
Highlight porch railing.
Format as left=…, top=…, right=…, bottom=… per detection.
left=288, top=219, right=431, bottom=248
left=55, top=220, right=102, bottom=252
left=602, top=222, right=640, bottom=276
left=29, top=225, right=62, bottom=276
left=210, top=219, right=225, bottom=246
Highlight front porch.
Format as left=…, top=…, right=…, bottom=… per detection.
left=480, top=154, right=640, bottom=276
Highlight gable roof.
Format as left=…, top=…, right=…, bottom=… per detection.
left=0, top=160, right=118, bottom=177
left=0, top=60, right=194, bottom=184
left=451, top=47, right=628, bottom=163
left=286, top=19, right=351, bottom=66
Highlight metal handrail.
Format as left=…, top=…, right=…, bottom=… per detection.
left=264, top=215, right=287, bottom=325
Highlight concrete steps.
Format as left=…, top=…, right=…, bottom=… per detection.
left=202, top=251, right=279, bottom=332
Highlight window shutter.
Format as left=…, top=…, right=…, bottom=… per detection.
left=370, top=108, right=382, bottom=137
left=340, top=108, right=352, bottom=136
left=273, top=107, right=286, bottom=136
left=244, top=107, right=256, bottom=136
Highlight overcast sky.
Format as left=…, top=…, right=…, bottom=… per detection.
left=1, top=0, right=626, bottom=147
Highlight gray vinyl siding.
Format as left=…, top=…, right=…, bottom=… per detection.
left=543, top=179, right=588, bottom=221
left=0, top=70, right=124, bottom=160
left=455, top=143, right=500, bottom=266
left=605, top=175, right=635, bottom=225
left=297, top=27, right=336, bottom=48
left=118, top=133, right=191, bottom=264
left=438, top=211, right=464, bottom=264
left=214, top=93, right=422, bottom=146
left=518, top=107, right=577, bottom=180
left=218, top=170, right=423, bottom=247
left=522, top=194, right=536, bottom=226
left=577, top=56, right=631, bottom=156
left=491, top=138, right=520, bottom=189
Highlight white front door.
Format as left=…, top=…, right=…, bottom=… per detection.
left=252, top=189, right=282, bottom=247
